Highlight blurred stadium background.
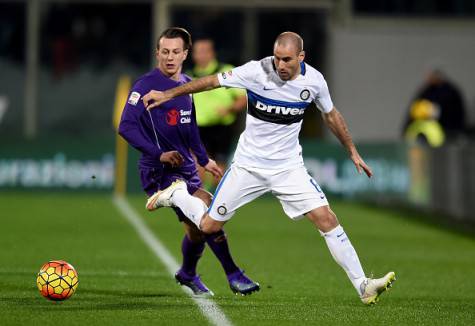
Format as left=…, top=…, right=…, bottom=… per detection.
left=1, top=0, right=475, bottom=325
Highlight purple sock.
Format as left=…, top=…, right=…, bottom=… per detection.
left=205, top=230, right=239, bottom=276
left=181, top=235, right=205, bottom=276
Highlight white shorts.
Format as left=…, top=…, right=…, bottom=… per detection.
left=208, top=163, right=329, bottom=221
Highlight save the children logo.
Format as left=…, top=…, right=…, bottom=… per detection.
left=166, top=109, right=179, bottom=126
left=166, top=109, right=192, bottom=126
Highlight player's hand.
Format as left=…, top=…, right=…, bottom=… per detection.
left=350, top=151, right=373, bottom=178
left=142, top=90, right=169, bottom=110
left=160, top=151, right=184, bottom=168
left=216, top=107, right=230, bottom=118
left=204, top=159, right=223, bottom=179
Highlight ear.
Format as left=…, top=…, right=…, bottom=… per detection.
left=183, top=49, right=189, bottom=60
left=155, top=49, right=160, bottom=61
left=298, top=50, right=305, bottom=62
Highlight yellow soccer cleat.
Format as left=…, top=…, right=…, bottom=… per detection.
left=146, top=180, right=187, bottom=211
left=360, top=271, right=396, bottom=305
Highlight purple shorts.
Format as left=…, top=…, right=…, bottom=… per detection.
left=139, top=167, right=202, bottom=221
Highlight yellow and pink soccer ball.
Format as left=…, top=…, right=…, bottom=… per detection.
left=36, top=260, right=79, bottom=301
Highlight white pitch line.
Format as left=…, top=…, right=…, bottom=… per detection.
left=113, top=195, right=233, bottom=326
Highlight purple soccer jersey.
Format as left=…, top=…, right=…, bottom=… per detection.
left=118, top=68, right=209, bottom=197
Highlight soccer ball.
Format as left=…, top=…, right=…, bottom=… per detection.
left=36, top=260, right=79, bottom=301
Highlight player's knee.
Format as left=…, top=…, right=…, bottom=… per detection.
left=200, top=223, right=221, bottom=235
left=307, top=206, right=339, bottom=232
left=319, top=210, right=339, bottom=232
left=200, top=216, right=223, bottom=235
left=184, top=223, right=205, bottom=242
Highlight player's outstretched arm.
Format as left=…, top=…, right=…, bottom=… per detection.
left=322, top=107, right=373, bottom=178
left=143, top=75, right=221, bottom=110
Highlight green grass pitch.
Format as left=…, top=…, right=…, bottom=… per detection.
left=0, top=192, right=474, bottom=325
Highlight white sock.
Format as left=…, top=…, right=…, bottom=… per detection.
left=320, top=225, right=366, bottom=296
left=170, top=188, right=207, bottom=229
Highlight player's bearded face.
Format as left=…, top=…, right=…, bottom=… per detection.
left=157, top=37, right=188, bottom=78
left=273, top=45, right=304, bottom=81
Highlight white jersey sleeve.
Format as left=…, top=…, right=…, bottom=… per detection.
left=217, top=61, right=259, bottom=89
left=313, top=79, right=334, bottom=113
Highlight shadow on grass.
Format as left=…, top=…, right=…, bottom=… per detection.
left=0, top=292, right=195, bottom=312
left=0, top=297, right=195, bottom=311
left=0, top=283, right=180, bottom=297
left=75, top=287, right=177, bottom=298
left=0, top=284, right=188, bottom=308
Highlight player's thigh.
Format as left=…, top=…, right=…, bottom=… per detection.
left=208, top=165, right=268, bottom=222
left=271, top=165, right=329, bottom=220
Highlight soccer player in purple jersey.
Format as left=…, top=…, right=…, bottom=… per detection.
left=118, top=27, right=259, bottom=296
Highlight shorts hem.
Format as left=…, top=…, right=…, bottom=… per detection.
left=207, top=210, right=233, bottom=222
left=287, top=200, right=329, bottom=220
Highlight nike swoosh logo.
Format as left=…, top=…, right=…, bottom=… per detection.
left=263, top=87, right=274, bottom=91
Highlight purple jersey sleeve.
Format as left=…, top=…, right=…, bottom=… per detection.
left=189, top=100, right=209, bottom=167
left=118, top=82, right=163, bottom=161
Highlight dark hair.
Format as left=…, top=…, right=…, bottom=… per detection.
left=157, top=27, right=192, bottom=50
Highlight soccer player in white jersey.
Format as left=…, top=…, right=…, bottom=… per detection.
left=143, top=32, right=396, bottom=305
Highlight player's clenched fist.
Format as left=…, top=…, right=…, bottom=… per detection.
left=142, top=90, right=169, bottom=110
left=160, top=151, right=184, bottom=168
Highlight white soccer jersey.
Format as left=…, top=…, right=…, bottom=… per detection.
left=217, top=56, right=334, bottom=169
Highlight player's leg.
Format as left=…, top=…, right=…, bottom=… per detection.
left=202, top=164, right=267, bottom=234
left=306, top=206, right=395, bottom=304
left=173, top=184, right=260, bottom=295
left=273, top=166, right=395, bottom=304
left=148, top=164, right=264, bottom=232
left=146, top=179, right=208, bottom=227
left=146, top=169, right=229, bottom=231
left=203, top=165, right=267, bottom=294
left=192, top=188, right=239, bottom=275
left=139, top=168, right=213, bottom=296
left=175, top=217, right=214, bottom=296
left=272, top=167, right=365, bottom=290
left=305, top=205, right=367, bottom=293
left=274, top=167, right=366, bottom=290
left=180, top=219, right=205, bottom=277
left=193, top=187, right=260, bottom=295
left=150, top=170, right=260, bottom=295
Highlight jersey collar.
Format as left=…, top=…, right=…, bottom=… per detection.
left=300, top=61, right=306, bottom=75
